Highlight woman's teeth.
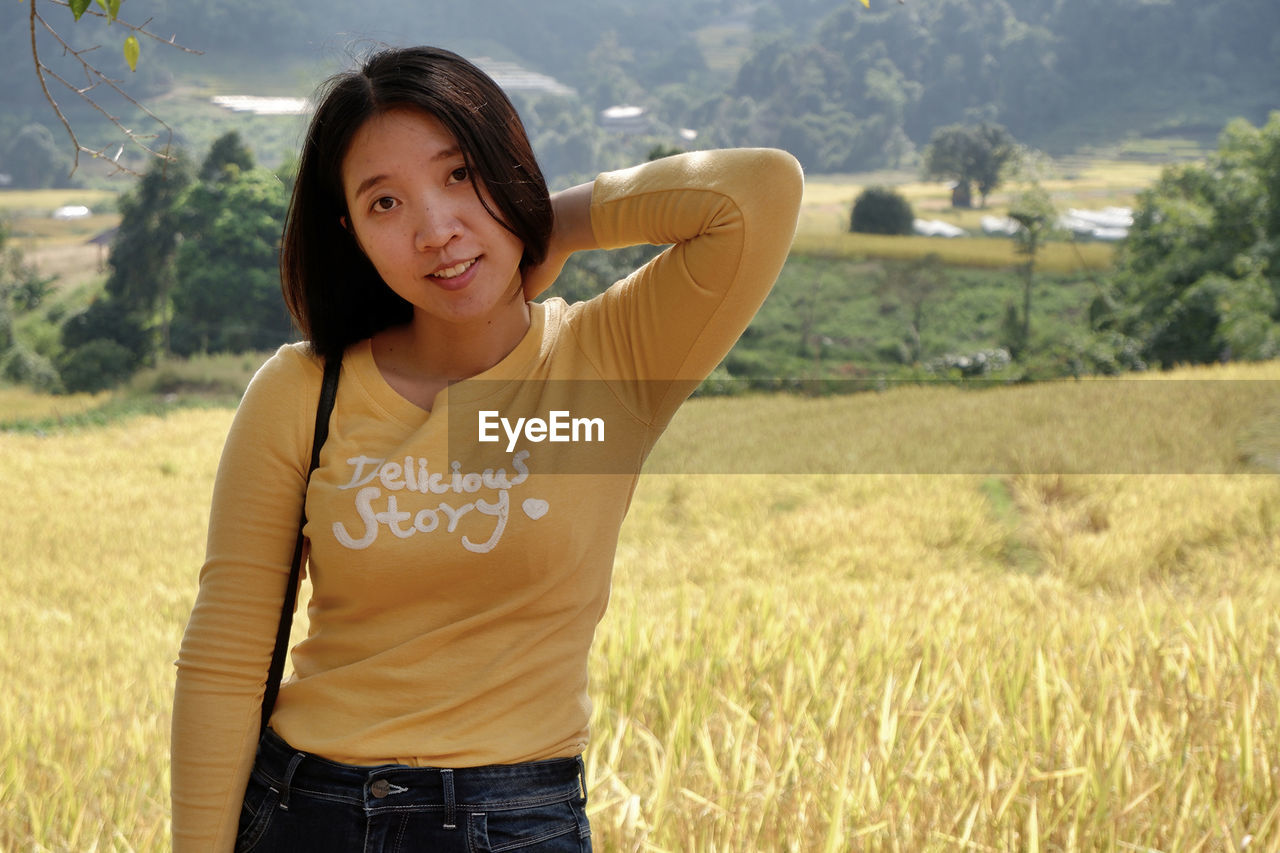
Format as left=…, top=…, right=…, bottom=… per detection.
left=432, top=259, right=476, bottom=279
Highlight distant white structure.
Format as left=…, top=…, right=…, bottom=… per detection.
left=913, top=218, right=966, bottom=238
left=1058, top=207, right=1133, bottom=241
left=211, top=96, right=309, bottom=115
left=980, top=207, right=1134, bottom=242
left=474, top=58, right=576, bottom=97
left=52, top=205, right=91, bottom=220
left=600, top=105, right=648, bottom=133
left=981, top=215, right=1021, bottom=236
left=209, top=59, right=573, bottom=121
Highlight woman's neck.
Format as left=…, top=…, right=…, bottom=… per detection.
left=372, top=297, right=531, bottom=410
left=416, top=298, right=532, bottom=379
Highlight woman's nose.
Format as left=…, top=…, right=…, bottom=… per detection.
left=414, top=198, right=462, bottom=251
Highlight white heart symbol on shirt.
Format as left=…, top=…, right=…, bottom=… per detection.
left=522, top=498, right=550, bottom=520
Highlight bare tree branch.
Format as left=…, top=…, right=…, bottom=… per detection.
left=45, top=0, right=201, bottom=53
left=27, top=1, right=80, bottom=167
left=28, top=0, right=201, bottom=176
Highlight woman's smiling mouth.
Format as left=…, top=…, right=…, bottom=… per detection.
left=427, top=257, right=482, bottom=291
left=430, top=258, right=478, bottom=280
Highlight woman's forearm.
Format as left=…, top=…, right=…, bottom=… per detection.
left=550, top=181, right=598, bottom=256
left=522, top=181, right=598, bottom=301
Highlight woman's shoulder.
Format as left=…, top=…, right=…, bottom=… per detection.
left=239, top=342, right=326, bottom=408
left=541, top=292, right=607, bottom=331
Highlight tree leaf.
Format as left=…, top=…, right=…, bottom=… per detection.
left=860, top=0, right=870, bottom=6
left=106, top=0, right=122, bottom=21
left=69, top=0, right=92, bottom=21
left=123, top=35, right=140, bottom=72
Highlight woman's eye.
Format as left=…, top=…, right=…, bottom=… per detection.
left=372, top=196, right=398, bottom=212
left=448, top=166, right=470, bottom=184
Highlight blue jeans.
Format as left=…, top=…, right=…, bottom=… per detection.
left=236, top=730, right=592, bottom=852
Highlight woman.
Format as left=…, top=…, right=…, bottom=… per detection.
left=172, top=45, right=801, bottom=852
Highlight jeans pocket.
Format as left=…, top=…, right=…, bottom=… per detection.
left=234, top=773, right=282, bottom=853
left=474, top=796, right=591, bottom=852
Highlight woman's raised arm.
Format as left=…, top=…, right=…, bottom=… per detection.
left=551, top=148, right=803, bottom=426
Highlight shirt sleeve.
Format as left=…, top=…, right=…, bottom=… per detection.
left=170, top=345, right=321, bottom=852
left=573, top=148, right=803, bottom=427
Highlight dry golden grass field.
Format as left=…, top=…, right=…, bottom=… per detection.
left=0, top=389, right=109, bottom=423
left=788, top=232, right=1114, bottom=274
left=2, top=359, right=1278, bottom=851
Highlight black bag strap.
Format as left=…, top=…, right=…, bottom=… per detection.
left=260, top=354, right=342, bottom=739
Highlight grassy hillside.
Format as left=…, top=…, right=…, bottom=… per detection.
left=3, top=360, right=1278, bottom=850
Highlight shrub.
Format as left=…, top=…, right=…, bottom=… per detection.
left=58, top=339, right=136, bottom=393
left=60, top=300, right=150, bottom=365
left=1070, top=330, right=1148, bottom=375
left=2, top=344, right=64, bottom=393
left=723, top=348, right=775, bottom=379
left=875, top=338, right=912, bottom=364
left=926, top=347, right=1012, bottom=378
left=850, top=187, right=914, bottom=236
left=694, top=365, right=748, bottom=397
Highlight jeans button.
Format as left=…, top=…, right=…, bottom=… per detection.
left=371, top=779, right=391, bottom=798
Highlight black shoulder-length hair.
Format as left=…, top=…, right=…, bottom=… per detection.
left=280, top=46, right=552, bottom=362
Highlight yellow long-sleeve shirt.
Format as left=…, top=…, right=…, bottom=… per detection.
left=171, top=148, right=803, bottom=850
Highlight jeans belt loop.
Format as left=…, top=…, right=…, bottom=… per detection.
left=441, top=768, right=456, bottom=830
left=278, top=751, right=306, bottom=811
left=576, top=755, right=588, bottom=804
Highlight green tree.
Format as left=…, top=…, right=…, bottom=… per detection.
left=850, top=186, right=914, bottom=235
left=4, top=123, right=70, bottom=188
left=199, top=131, right=255, bottom=183
left=103, top=153, right=194, bottom=356
left=1097, top=113, right=1280, bottom=366
left=170, top=166, right=293, bottom=355
left=1005, top=184, right=1058, bottom=356
left=922, top=123, right=1018, bottom=208
left=57, top=152, right=192, bottom=388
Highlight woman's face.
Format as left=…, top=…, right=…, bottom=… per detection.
left=341, top=108, right=525, bottom=330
